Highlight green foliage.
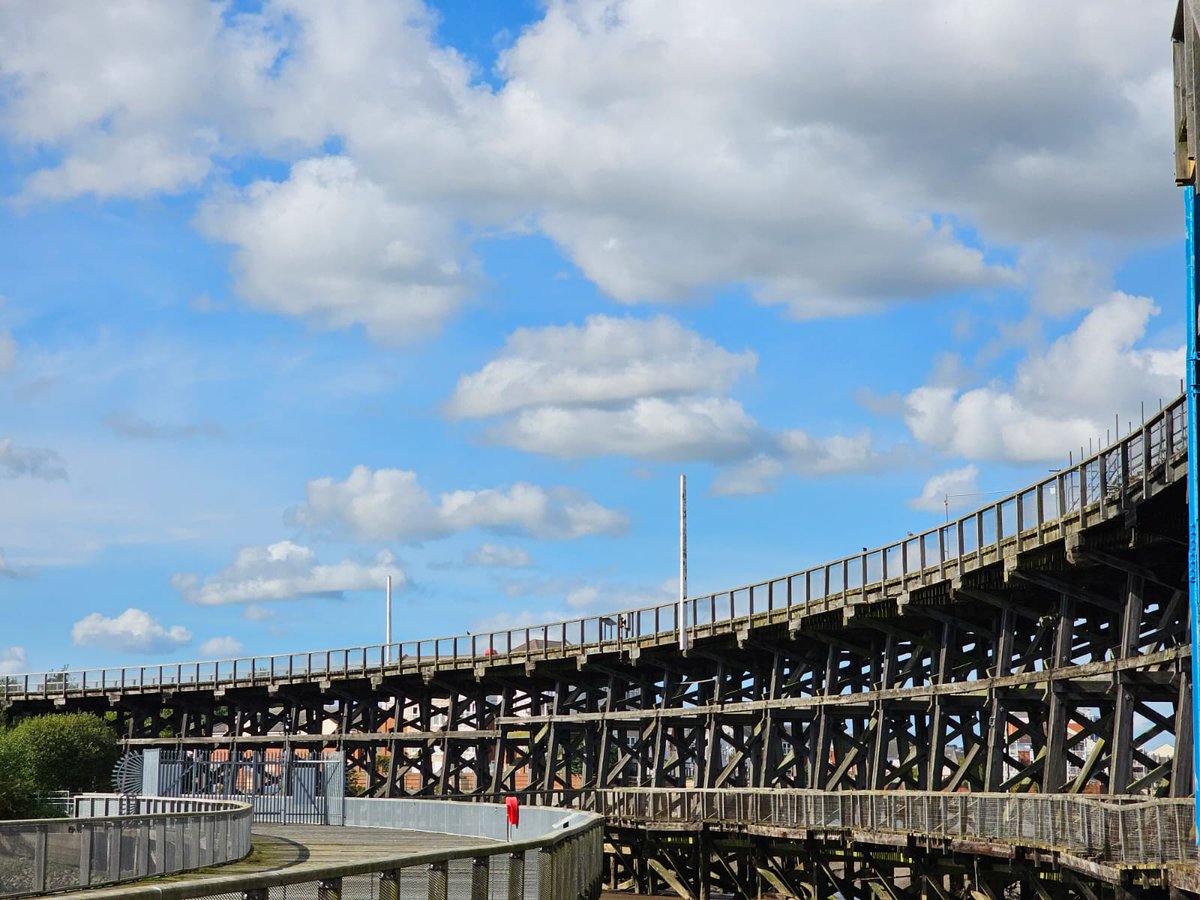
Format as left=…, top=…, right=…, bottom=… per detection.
left=0, top=712, right=120, bottom=819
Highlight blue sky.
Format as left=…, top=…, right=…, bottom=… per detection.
left=0, top=0, right=1188, bottom=672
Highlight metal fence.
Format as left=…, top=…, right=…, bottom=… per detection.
left=0, top=394, right=1186, bottom=704
left=79, top=798, right=605, bottom=900
left=152, top=749, right=345, bottom=825
left=0, top=795, right=251, bottom=899
left=567, top=787, right=1198, bottom=866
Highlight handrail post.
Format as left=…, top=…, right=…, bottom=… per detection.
left=471, top=856, right=489, bottom=900
left=379, top=870, right=400, bottom=900
left=429, top=859, right=449, bottom=900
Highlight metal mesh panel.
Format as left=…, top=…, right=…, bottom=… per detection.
left=4, top=800, right=601, bottom=900
left=398, top=864, right=428, bottom=898
left=274, top=881, right=322, bottom=899
left=0, top=798, right=251, bottom=899
left=446, top=857, right=472, bottom=899
left=42, top=822, right=81, bottom=892
left=506, top=854, right=525, bottom=900
left=342, top=873, right=377, bottom=899
left=0, top=828, right=37, bottom=896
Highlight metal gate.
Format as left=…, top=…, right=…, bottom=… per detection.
left=146, top=748, right=345, bottom=824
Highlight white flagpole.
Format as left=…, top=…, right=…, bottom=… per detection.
left=385, top=574, right=393, bottom=664
left=679, top=474, right=688, bottom=651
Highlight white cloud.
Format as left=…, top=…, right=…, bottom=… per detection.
left=243, top=605, right=277, bottom=622
left=909, top=465, right=981, bottom=513
left=198, top=636, right=244, bottom=658
left=480, top=0, right=1166, bottom=310
left=71, top=608, right=192, bottom=653
left=174, top=541, right=402, bottom=606
left=1, top=2, right=1173, bottom=326
left=451, top=315, right=886, bottom=478
left=711, top=431, right=891, bottom=496
left=0, top=646, right=27, bottom=675
left=711, top=455, right=785, bottom=496
left=447, top=315, right=755, bottom=418
left=487, top=397, right=759, bottom=462
left=904, top=293, right=1182, bottom=463
left=197, top=157, right=471, bottom=344
left=0, top=439, right=67, bottom=480
left=0, top=2, right=274, bottom=198
left=295, top=466, right=627, bottom=542
left=466, top=543, right=532, bottom=568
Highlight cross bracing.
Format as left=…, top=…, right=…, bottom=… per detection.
left=2, top=394, right=1195, bottom=898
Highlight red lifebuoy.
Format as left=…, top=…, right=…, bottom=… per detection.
left=506, top=795, right=520, bottom=827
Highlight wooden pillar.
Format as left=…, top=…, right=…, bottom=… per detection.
left=1110, top=574, right=1144, bottom=794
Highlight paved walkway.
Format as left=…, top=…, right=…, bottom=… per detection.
left=54, top=824, right=498, bottom=897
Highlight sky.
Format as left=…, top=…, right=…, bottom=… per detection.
left=0, top=0, right=1189, bottom=674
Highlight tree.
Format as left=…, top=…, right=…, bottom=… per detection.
left=0, top=712, right=119, bottom=819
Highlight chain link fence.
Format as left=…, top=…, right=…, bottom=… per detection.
left=0, top=795, right=251, bottom=898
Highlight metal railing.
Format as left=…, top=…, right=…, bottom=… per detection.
left=0, top=394, right=1186, bottom=702
left=537, top=787, right=1196, bottom=866
left=0, top=795, right=251, bottom=899
left=86, top=797, right=605, bottom=900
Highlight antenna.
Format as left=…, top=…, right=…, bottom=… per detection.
left=385, top=574, right=393, bottom=664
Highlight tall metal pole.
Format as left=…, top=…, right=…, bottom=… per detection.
left=385, top=574, right=393, bottom=664
left=1186, top=185, right=1200, bottom=843
left=679, top=474, right=688, bottom=651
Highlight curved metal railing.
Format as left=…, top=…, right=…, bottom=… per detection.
left=90, top=797, right=604, bottom=900
left=0, top=394, right=1186, bottom=700
left=489, top=788, right=1197, bottom=866
left=0, top=795, right=252, bottom=898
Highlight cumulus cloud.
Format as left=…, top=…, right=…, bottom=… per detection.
left=1, top=2, right=1173, bottom=328
left=488, top=397, right=759, bottom=462
left=712, top=432, right=884, bottom=496
left=198, top=636, right=244, bottom=658
left=451, top=314, right=894, bottom=485
left=0, top=2, right=273, bottom=198
left=0, top=646, right=27, bottom=675
left=466, top=543, right=532, bottom=568
left=294, top=466, right=627, bottom=542
left=71, top=608, right=192, bottom=653
left=457, top=0, right=1164, bottom=309
left=909, top=465, right=981, bottom=513
left=0, top=439, right=67, bottom=480
left=174, top=541, right=402, bottom=606
left=447, top=315, right=756, bottom=418
left=904, top=293, right=1181, bottom=463
left=197, top=157, right=471, bottom=344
